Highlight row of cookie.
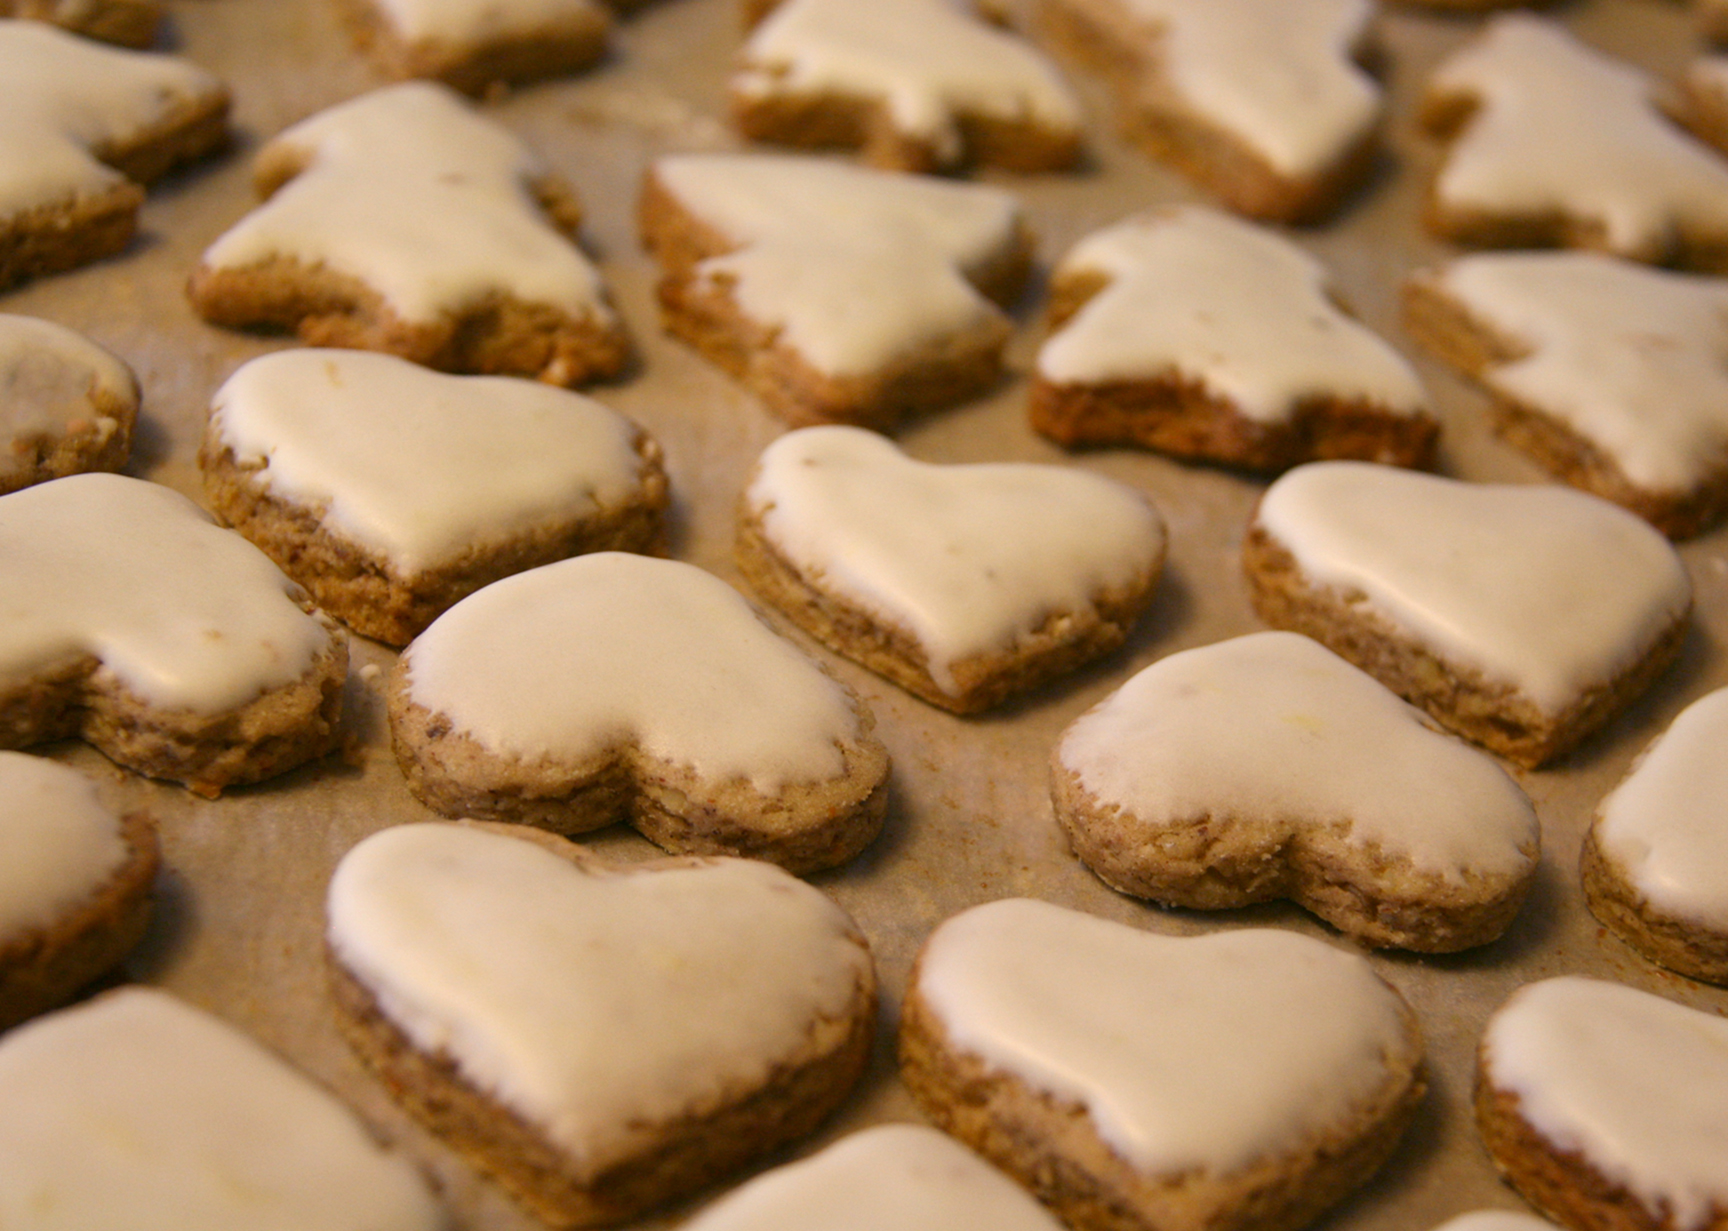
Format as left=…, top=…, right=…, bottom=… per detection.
left=4, top=804, right=1721, bottom=1231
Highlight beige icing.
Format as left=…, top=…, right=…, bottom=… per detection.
left=0, top=752, right=127, bottom=940
left=1430, top=1215, right=1561, bottom=1231
left=683, top=1123, right=1066, bottom=1231
left=1483, top=976, right=1728, bottom=1231
left=404, top=552, right=862, bottom=787
left=371, top=0, right=606, bottom=41
left=1118, top=0, right=1378, bottom=177
left=199, top=81, right=612, bottom=327
left=732, top=0, right=1081, bottom=166
left=0, top=987, right=445, bottom=1231
left=1037, top=207, right=1429, bottom=421
left=1057, top=631, right=1537, bottom=879
left=746, top=425, right=1164, bottom=696
left=652, top=153, right=1021, bottom=375
left=1428, top=14, right=1728, bottom=259
left=1256, top=462, right=1691, bottom=715
left=916, top=898, right=1412, bottom=1175
left=0, top=473, right=334, bottom=713
left=1594, top=686, right=1728, bottom=930
left=209, top=349, right=648, bottom=573
left=326, top=822, right=871, bottom=1164
left=0, top=20, right=222, bottom=214
left=0, top=314, right=134, bottom=484
left=1428, top=252, right=1728, bottom=494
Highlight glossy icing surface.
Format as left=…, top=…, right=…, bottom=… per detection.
left=0, top=752, right=127, bottom=939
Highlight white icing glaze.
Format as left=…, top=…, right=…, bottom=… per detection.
left=916, top=898, right=1413, bottom=1175
left=199, top=82, right=612, bottom=326
left=372, top=0, right=605, bottom=41
left=746, top=425, right=1164, bottom=696
left=0, top=314, right=134, bottom=483
left=1117, top=0, right=1378, bottom=177
left=652, top=153, right=1020, bottom=375
left=1256, top=462, right=1691, bottom=714
left=683, top=1123, right=1065, bottom=1231
left=0, top=20, right=222, bottom=214
left=0, top=752, right=127, bottom=940
left=732, top=0, right=1081, bottom=166
left=1429, top=252, right=1728, bottom=493
left=404, top=552, right=862, bottom=787
left=0, top=987, right=444, bottom=1231
left=1483, top=976, right=1728, bottom=1231
left=1428, top=14, right=1728, bottom=258
left=209, top=349, right=649, bottom=573
left=1037, top=207, right=1429, bottom=422
left=1429, top=1215, right=1562, bottom=1231
left=0, top=473, right=334, bottom=712
left=1057, top=631, right=1537, bottom=880
left=326, top=822, right=871, bottom=1165
left=1594, top=686, right=1728, bottom=930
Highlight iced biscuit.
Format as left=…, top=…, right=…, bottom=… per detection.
left=730, top=0, right=1084, bottom=173
left=388, top=552, right=889, bottom=874
left=1243, top=462, right=1692, bottom=768
left=1053, top=632, right=1540, bottom=952
left=1477, top=977, right=1728, bottom=1231
left=1421, top=14, right=1728, bottom=271
left=1583, top=687, right=1728, bottom=986
left=332, top=0, right=614, bottom=94
left=1031, top=207, right=1437, bottom=470
left=639, top=151, right=1029, bottom=429
left=327, top=821, right=875, bottom=1226
left=0, top=20, right=228, bottom=290
left=0, top=473, right=348, bottom=795
left=0, top=0, right=160, bottom=45
left=0, top=986, right=444, bottom=1230
left=736, top=425, right=1165, bottom=712
left=900, top=899, right=1425, bottom=1231
left=1033, top=0, right=1382, bottom=222
left=0, top=314, right=137, bottom=496
left=188, top=82, right=627, bottom=387
left=0, top=753, right=156, bottom=1030
left=201, top=349, right=668, bottom=646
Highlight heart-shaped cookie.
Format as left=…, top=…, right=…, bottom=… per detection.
left=1053, top=631, right=1539, bottom=951
left=0, top=473, right=347, bottom=794
left=326, top=821, right=877, bottom=1226
left=737, top=425, right=1165, bottom=712
left=203, top=348, right=668, bottom=645
left=1477, top=976, right=1728, bottom=1231
left=389, top=551, right=889, bottom=873
left=0, top=986, right=444, bottom=1229
left=900, top=898, right=1424, bottom=1231
left=1245, top=461, right=1692, bottom=767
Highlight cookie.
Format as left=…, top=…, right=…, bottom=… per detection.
left=1243, top=462, right=1692, bottom=768
left=1420, top=14, right=1728, bottom=271
left=0, top=314, right=138, bottom=496
left=0, top=753, right=156, bottom=1030
left=1052, top=631, right=1540, bottom=952
left=326, top=821, right=876, bottom=1227
left=201, top=348, right=668, bottom=646
left=682, top=1123, right=1068, bottom=1231
left=1033, top=0, right=1382, bottom=222
left=332, top=0, right=613, bottom=95
left=1582, top=686, right=1728, bottom=986
left=1030, top=206, right=1437, bottom=470
left=730, top=0, right=1084, bottom=173
left=639, top=151, right=1030, bottom=429
left=1703, top=0, right=1728, bottom=43
left=388, top=551, right=889, bottom=873
left=1429, top=1217, right=1562, bottom=1231
left=899, top=898, right=1425, bottom=1231
left=0, top=472, right=348, bottom=795
left=0, top=0, right=161, bottom=45
left=0, top=986, right=445, bottom=1229
left=1672, top=55, right=1728, bottom=158
left=1405, top=251, right=1728, bottom=539
left=188, top=81, right=628, bottom=387
left=1476, top=976, right=1728, bottom=1231
left=735, top=424, right=1165, bottom=713
left=0, top=19, right=228, bottom=291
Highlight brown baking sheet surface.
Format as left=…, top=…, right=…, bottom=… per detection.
left=6, top=0, right=1728, bottom=1227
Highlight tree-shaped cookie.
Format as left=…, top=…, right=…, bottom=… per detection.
left=188, top=82, right=628, bottom=387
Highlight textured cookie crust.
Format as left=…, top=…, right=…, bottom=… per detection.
left=1580, top=828, right=1728, bottom=986
left=330, top=0, right=612, bottom=95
